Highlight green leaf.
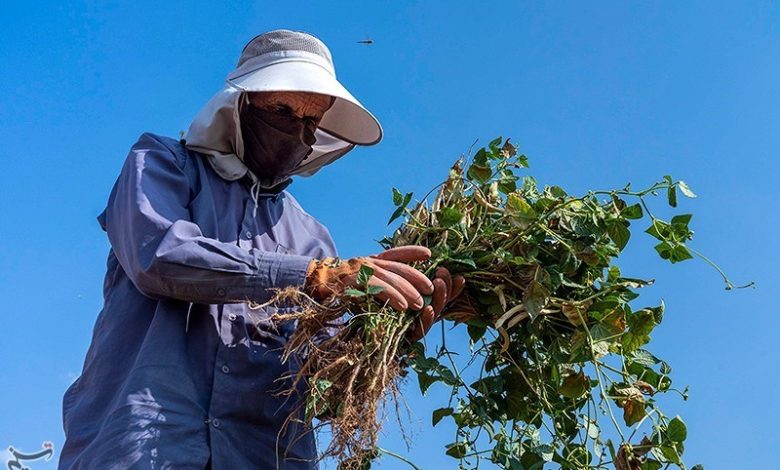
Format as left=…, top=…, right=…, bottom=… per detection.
left=467, top=163, right=492, bottom=183
left=678, top=180, right=697, bottom=198
left=498, top=169, right=518, bottom=194
left=411, top=355, right=440, bottom=372
left=645, top=219, right=671, bottom=241
left=445, top=442, right=468, bottom=459
left=535, top=443, right=555, bottom=462
left=418, top=373, right=439, bottom=395
left=515, top=154, right=530, bottom=168
left=439, top=207, right=463, bottom=227
left=506, top=192, right=538, bottom=221
left=387, top=206, right=405, bottom=225
left=667, top=416, right=688, bottom=442
left=658, top=445, right=682, bottom=465
left=506, top=390, right=527, bottom=420
left=591, top=322, right=618, bottom=342
left=654, top=241, right=673, bottom=260
left=563, top=447, right=591, bottom=468
left=392, top=187, right=403, bottom=206
left=474, top=147, right=488, bottom=165
left=605, top=439, right=617, bottom=460
left=670, top=244, right=693, bottom=263
left=667, top=185, right=678, bottom=207
left=467, top=323, right=487, bottom=342
left=691, top=465, right=705, bottom=470
left=520, top=451, right=543, bottom=470
left=366, top=285, right=385, bottom=295
left=304, top=397, right=316, bottom=421
left=436, top=365, right=458, bottom=385
left=387, top=191, right=413, bottom=224
left=448, top=254, right=477, bottom=269
left=343, top=288, right=366, bottom=297
left=489, top=136, right=503, bottom=151
left=642, top=460, right=663, bottom=470
left=607, top=220, right=631, bottom=251
left=522, top=280, right=550, bottom=320
left=631, top=349, right=660, bottom=367
left=522, top=175, right=538, bottom=193
left=356, top=265, right=374, bottom=287
left=315, top=378, right=333, bottom=393
left=622, top=203, right=644, bottom=219
left=406, top=341, right=424, bottom=359
left=671, top=213, right=692, bottom=227
left=432, top=407, right=453, bottom=426
left=547, top=185, right=568, bottom=198
left=622, top=309, right=660, bottom=353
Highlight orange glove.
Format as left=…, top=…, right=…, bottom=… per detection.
left=406, top=267, right=466, bottom=342
left=304, top=246, right=435, bottom=311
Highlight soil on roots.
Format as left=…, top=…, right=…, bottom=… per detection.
left=257, top=286, right=414, bottom=468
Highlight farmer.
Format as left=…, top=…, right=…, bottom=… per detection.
left=59, top=30, right=463, bottom=469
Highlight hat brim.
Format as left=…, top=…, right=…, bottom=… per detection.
left=227, top=60, right=382, bottom=146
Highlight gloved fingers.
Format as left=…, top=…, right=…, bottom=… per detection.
left=342, top=272, right=408, bottom=311
left=371, top=245, right=431, bottom=263
left=431, top=277, right=448, bottom=318
left=370, top=277, right=410, bottom=311
left=369, top=265, right=425, bottom=310
left=435, top=267, right=453, bottom=297
left=406, top=317, right=422, bottom=342
left=450, top=275, right=466, bottom=301
left=368, top=258, right=434, bottom=295
left=407, top=305, right=436, bottom=342
left=420, top=305, right=436, bottom=336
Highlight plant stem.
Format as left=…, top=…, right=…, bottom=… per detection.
left=376, top=447, right=423, bottom=470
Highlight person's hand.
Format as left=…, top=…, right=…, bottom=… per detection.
left=304, top=246, right=434, bottom=310
left=406, top=267, right=466, bottom=342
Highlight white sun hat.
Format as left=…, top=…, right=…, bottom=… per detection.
left=185, top=29, right=383, bottom=185
left=228, top=30, right=382, bottom=146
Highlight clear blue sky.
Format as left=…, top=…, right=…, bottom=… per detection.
left=1, top=1, right=777, bottom=468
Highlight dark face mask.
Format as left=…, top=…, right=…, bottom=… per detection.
left=239, top=101, right=318, bottom=189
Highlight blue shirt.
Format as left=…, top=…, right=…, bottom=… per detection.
left=59, top=132, right=338, bottom=469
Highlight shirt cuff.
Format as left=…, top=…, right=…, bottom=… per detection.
left=272, top=253, right=314, bottom=290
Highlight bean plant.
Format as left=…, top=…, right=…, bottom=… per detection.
left=271, top=137, right=750, bottom=470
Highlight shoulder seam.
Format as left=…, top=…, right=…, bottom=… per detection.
left=139, top=132, right=187, bottom=171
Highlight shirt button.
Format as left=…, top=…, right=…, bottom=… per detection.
left=212, top=418, right=220, bottom=428
left=221, top=364, right=230, bottom=374
left=228, top=313, right=237, bottom=321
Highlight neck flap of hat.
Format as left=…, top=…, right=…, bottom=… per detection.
left=183, top=85, right=356, bottom=185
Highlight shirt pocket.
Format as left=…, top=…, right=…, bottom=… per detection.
left=244, top=304, right=298, bottom=347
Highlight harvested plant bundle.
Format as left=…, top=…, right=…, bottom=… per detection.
left=269, top=137, right=750, bottom=469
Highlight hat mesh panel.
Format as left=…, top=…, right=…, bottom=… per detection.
left=237, top=30, right=333, bottom=68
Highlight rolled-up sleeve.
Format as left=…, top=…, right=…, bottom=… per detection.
left=101, top=132, right=313, bottom=304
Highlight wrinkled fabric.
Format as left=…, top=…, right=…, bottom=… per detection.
left=59, top=132, right=338, bottom=469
